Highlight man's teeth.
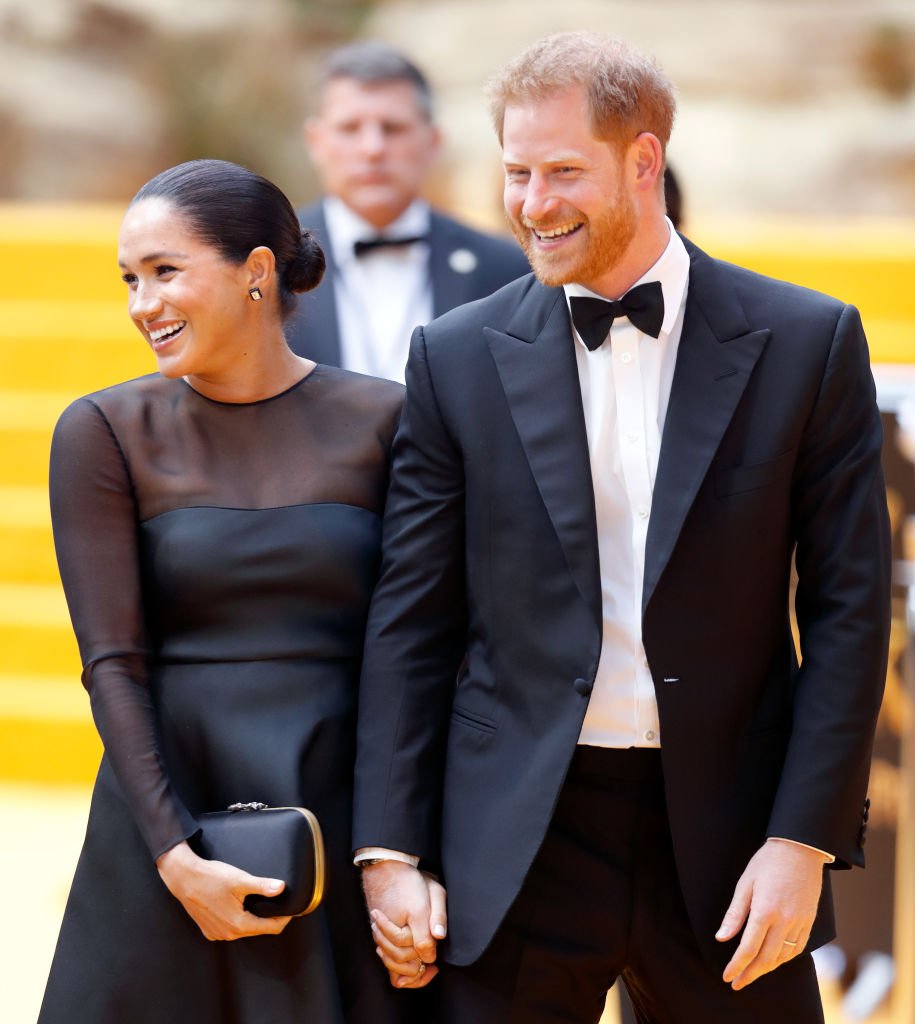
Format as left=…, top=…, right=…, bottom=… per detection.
left=149, top=322, right=186, bottom=342
left=535, top=224, right=581, bottom=240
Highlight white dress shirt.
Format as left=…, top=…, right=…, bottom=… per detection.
left=566, top=220, right=688, bottom=748
left=323, top=197, right=433, bottom=384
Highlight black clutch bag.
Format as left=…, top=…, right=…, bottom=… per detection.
left=191, top=802, right=325, bottom=918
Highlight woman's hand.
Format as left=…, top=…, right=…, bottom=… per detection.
left=156, top=841, right=293, bottom=940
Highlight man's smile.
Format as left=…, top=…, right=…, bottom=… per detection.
left=525, top=220, right=585, bottom=244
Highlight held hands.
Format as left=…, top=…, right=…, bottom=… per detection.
left=716, top=838, right=829, bottom=990
left=361, top=860, right=447, bottom=989
left=156, top=840, right=293, bottom=940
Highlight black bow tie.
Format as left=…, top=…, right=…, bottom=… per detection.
left=353, top=235, right=427, bottom=257
left=569, top=281, right=665, bottom=350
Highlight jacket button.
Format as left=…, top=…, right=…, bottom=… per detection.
left=573, top=677, right=592, bottom=696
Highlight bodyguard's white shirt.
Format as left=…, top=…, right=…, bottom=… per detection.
left=323, top=197, right=433, bottom=384
left=565, top=220, right=688, bottom=748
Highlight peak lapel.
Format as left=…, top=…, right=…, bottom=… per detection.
left=484, top=284, right=602, bottom=626
left=644, top=240, right=770, bottom=610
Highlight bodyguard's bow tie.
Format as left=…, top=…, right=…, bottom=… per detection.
left=569, top=281, right=665, bottom=350
left=353, top=234, right=427, bottom=257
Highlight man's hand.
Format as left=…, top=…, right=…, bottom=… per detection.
left=361, top=860, right=447, bottom=988
left=717, top=838, right=828, bottom=990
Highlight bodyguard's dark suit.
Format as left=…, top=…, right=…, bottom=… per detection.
left=354, top=238, right=891, bottom=977
left=284, top=201, right=531, bottom=363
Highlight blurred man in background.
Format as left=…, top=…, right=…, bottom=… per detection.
left=285, top=41, right=530, bottom=381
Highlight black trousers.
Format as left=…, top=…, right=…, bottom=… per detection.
left=439, top=747, right=824, bottom=1024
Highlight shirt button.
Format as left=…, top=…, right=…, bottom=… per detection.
left=644, top=730, right=656, bottom=742
left=573, top=677, right=592, bottom=696
left=620, top=352, right=632, bottom=364
left=627, top=432, right=639, bottom=443
left=638, top=505, right=649, bottom=518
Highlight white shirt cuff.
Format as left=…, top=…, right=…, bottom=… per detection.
left=353, top=847, right=421, bottom=868
left=767, top=836, right=835, bottom=863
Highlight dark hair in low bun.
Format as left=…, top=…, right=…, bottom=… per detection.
left=283, top=230, right=326, bottom=295
left=131, top=159, right=325, bottom=321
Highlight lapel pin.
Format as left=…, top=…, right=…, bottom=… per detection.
left=448, top=248, right=478, bottom=274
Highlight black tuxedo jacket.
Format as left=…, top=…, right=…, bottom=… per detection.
left=284, top=200, right=531, bottom=364
left=354, top=237, right=891, bottom=969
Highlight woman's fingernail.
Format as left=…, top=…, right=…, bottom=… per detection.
left=266, top=880, right=283, bottom=894
left=433, top=925, right=446, bottom=938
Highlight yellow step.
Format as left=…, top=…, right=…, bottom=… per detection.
left=0, top=485, right=49, bottom=526
left=0, top=582, right=79, bottom=679
left=3, top=427, right=53, bottom=487
left=0, top=526, right=58, bottom=584
left=0, top=391, right=75, bottom=432
left=711, top=250, right=915, bottom=323
left=0, top=529, right=57, bottom=586
left=0, top=299, right=152, bottom=394
left=0, top=624, right=80, bottom=682
left=0, top=581, right=70, bottom=627
left=695, top=216, right=915, bottom=350
left=0, top=202, right=124, bottom=304
left=0, top=401, right=72, bottom=496
left=0, top=675, right=100, bottom=783
left=0, top=299, right=128, bottom=342
left=0, top=485, right=57, bottom=586
left=0, top=487, right=62, bottom=585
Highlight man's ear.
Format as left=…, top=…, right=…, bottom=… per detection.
left=629, top=132, right=664, bottom=194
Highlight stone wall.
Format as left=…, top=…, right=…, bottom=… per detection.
left=367, top=0, right=915, bottom=225
left=2, top=0, right=914, bottom=223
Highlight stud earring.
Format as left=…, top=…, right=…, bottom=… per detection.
left=249, top=287, right=262, bottom=301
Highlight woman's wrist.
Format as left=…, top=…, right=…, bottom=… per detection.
left=155, top=839, right=197, bottom=885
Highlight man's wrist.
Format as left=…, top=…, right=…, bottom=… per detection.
left=353, top=846, right=420, bottom=869
left=766, top=836, right=835, bottom=863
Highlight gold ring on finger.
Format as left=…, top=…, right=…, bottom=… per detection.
left=416, top=961, right=426, bottom=979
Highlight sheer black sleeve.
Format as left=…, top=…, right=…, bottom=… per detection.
left=49, top=398, right=197, bottom=859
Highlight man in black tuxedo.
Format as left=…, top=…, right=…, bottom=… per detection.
left=285, top=41, right=530, bottom=381
left=354, top=31, right=891, bottom=1022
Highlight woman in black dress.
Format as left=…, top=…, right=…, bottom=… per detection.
left=39, top=159, right=416, bottom=1023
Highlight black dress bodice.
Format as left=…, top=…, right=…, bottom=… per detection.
left=49, top=366, right=403, bottom=858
